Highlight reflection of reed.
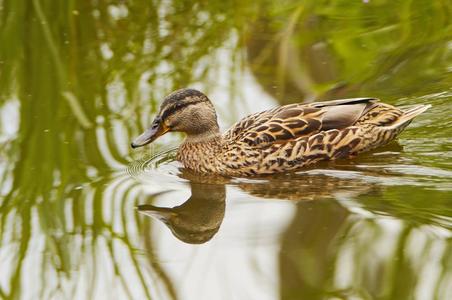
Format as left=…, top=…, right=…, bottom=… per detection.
left=279, top=197, right=452, bottom=299
left=279, top=200, right=349, bottom=299
left=0, top=0, right=242, bottom=298
left=0, top=0, right=451, bottom=299
left=246, top=1, right=451, bottom=103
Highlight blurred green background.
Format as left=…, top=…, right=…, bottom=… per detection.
left=0, top=0, right=451, bottom=299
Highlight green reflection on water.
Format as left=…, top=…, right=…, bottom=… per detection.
left=0, top=0, right=451, bottom=299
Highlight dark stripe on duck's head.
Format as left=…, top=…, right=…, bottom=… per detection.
left=162, top=88, right=208, bottom=107
left=161, top=99, right=208, bottom=120
left=160, top=88, right=209, bottom=119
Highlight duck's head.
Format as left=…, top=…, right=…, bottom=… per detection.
left=131, top=88, right=219, bottom=148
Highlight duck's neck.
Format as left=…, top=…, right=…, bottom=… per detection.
left=177, top=132, right=223, bottom=173
left=184, top=130, right=221, bottom=143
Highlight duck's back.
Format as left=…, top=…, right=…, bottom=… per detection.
left=220, top=98, right=429, bottom=175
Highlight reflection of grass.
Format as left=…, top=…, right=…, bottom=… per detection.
left=1, top=171, right=177, bottom=299
left=0, top=0, right=248, bottom=297
left=247, top=0, right=452, bottom=101
left=279, top=194, right=452, bottom=300
left=31, top=0, right=92, bottom=128
left=358, top=186, right=452, bottom=229
left=0, top=0, right=451, bottom=298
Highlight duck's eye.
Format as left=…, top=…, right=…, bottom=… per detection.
left=163, top=118, right=172, bottom=128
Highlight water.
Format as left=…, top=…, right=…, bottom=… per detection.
left=0, top=1, right=451, bottom=299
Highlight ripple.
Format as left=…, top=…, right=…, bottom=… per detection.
left=127, top=147, right=184, bottom=185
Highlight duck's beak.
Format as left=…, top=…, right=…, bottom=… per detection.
left=131, top=117, right=169, bottom=148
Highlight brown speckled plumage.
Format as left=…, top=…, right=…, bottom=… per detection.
left=132, top=88, right=430, bottom=176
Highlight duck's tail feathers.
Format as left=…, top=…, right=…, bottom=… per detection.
left=389, top=104, right=431, bottom=129
left=403, top=104, right=431, bottom=118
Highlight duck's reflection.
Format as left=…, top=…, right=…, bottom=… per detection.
left=138, top=182, right=226, bottom=244
left=138, top=170, right=376, bottom=244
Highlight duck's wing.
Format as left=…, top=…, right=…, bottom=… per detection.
left=223, top=98, right=379, bottom=147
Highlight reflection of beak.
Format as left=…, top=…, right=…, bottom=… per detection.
left=137, top=204, right=174, bottom=222
left=131, top=118, right=169, bottom=148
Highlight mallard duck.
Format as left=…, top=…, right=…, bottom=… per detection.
left=131, top=88, right=430, bottom=176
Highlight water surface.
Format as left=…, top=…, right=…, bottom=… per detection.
left=0, top=1, right=451, bottom=299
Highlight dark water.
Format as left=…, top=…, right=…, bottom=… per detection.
left=1, top=1, right=451, bottom=299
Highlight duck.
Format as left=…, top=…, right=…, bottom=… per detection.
left=131, top=88, right=430, bottom=176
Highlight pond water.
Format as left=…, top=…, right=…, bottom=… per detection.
left=0, top=1, right=451, bottom=299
